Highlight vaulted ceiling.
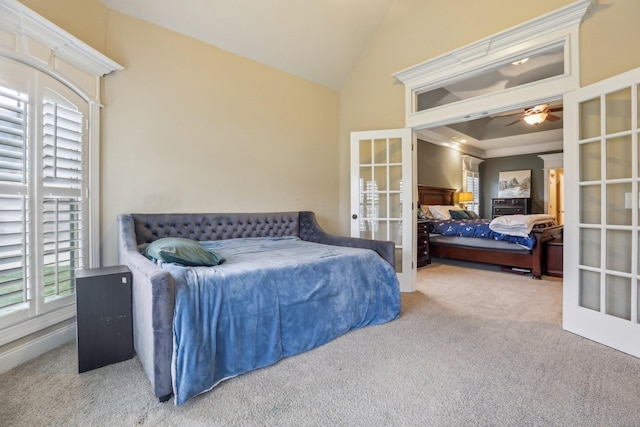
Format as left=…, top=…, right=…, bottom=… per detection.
left=99, top=0, right=395, bottom=90
left=100, top=0, right=563, bottom=157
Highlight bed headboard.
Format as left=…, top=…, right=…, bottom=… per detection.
left=418, top=186, right=456, bottom=206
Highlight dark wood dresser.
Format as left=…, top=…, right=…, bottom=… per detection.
left=417, top=220, right=430, bottom=268
left=491, top=197, right=531, bottom=218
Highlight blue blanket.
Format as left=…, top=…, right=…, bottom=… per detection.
left=160, top=237, right=400, bottom=405
left=430, top=218, right=535, bottom=249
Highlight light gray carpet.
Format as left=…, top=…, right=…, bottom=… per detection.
left=2, top=262, right=640, bottom=426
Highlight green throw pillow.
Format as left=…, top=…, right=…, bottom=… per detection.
left=143, top=237, right=225, bottom=266
left=449, top=209, right=470, bottom=220
left=463, top=209, right=480, bottom=219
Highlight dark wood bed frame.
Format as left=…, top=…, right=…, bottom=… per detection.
left=418, top=185, right=563, bottom=279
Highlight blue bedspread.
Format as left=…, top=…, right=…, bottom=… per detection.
left=430, top=218, right=535, bottom=249
left=160, top=237, right=400, bottom=405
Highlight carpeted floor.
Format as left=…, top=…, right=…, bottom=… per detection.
left=1, top=261, right=639, bottom=426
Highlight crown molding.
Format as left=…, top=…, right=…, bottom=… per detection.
left=393, top=0, right=593, bottom=85
left=0, top=0, right=122, bottom=77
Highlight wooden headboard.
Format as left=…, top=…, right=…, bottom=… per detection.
left=418, top=186, right=456, bottom=206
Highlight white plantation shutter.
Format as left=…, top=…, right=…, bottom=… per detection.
left=42, top=101, right=84, bottom=189
left=0, top=2, right=120, bottom=353
left=41, top=98, right=85, bottom=304
left=0, top=87, right=29, bottom=312
left=0, top=72, right=88, bottom=324
left=465, top=170, right=480, bottom=214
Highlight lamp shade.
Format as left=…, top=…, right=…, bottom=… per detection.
left=458, top=192, right=473, bottom=203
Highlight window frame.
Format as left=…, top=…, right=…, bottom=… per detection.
left=462, top=155, right=483, bottom=215
left=0, top=0, right=121, bottom=345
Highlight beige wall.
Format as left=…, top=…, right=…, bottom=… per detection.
left=20, top=0, right=341, bottom=267
left=339, top=0, right=640, bottom=234
left=18, top=0, right=640, bottom=258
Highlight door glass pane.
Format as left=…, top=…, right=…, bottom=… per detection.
left=375, top=220, right=388, bottom=242
left=606, top=135, right=632, bottom=179
left=579, top=269, right=600, bottom=311
left=605, top=274, right=631, bottom=320
left=389, top=165, right=402, bottom=191
left=375, top=166, right=388, bottom=191
left=389, top=220, right=402, bottom=245
left=606, top=229, right=632, bottom=273
left=606, top=88, right=631, bottom=134
left=377, top=193, right=388, bottom=219
left=390, top=194, right=401, bottom=218
left=580, top=185, right=601, bottom=224
left=389, top=138, right=402, bottom=163
left=579, top=141, right=601, bottom=181
left=373, top=139, right=387, bottom=164
left=606, top=183, right=632, bottom=226
left=359, top=140, right=372, bottom=164
left=579, top=228, right=600, bottom=267
left=579, top=97, right=601, bottom=140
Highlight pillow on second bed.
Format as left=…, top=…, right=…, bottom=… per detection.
left=429, top=205, right=462, bottom=220
left=144, top=237, right=225, bottom=266
left=449, top=209, right=470, bottom=220
left=449, top=209, right=480, bottom=220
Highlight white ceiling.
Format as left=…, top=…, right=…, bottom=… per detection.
left=100, top=0, right=564, bottom=157
left=99, top=0, right=395, bottom=90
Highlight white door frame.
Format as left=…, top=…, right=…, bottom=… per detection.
left=563, top=67, right=640, bottom=357
left=350, top=129, right=415, bottom=292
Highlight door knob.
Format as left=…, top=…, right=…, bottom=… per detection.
left=352, top=214, right=358, bottom=219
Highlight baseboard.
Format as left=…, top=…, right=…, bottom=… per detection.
left=0, top=323, right=76, bottom=375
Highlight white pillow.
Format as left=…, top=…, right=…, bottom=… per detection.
left=429, top=205, right=462, bottom=221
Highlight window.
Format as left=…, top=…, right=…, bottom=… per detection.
left=464, top=170, right=480, bottom=214
left=0, top=59, right=88, bottom=326
left=462, top=155, right=483, bottom=215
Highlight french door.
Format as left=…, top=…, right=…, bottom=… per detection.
left=350, top=129, right=415, bottom=292
left=564, top=67, right=640, bottom=356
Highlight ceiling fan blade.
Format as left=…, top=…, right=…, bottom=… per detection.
left=505, top=118, right=523, bottom=126
left=547, top=107, right=563, bottom=113
left=492, top=111, right=524, bottom=118
left=546, top=114, right=561, bottom=122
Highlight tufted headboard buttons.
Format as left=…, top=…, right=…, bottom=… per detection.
left=132, top=212, right=301, bottom=245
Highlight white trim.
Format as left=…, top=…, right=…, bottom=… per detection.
left=0, top=1, right=120, bottom=350
left=0, top=322, right=75, bottom=374
left=0, top=0, right=122, bottom=77
left=483, top=140, right=563, bottom=159
left=350, top=128, right=414, bottom=292
left=393, top=0, right=592, bottom=85
left=538, top=153, right=564, bottom=214
left=538, top=153, right=564, bottom=170
left=392, top=0, right=592, bottom=132
left=0, top=305, right=76, bottom=347
left=563, top=67, right=640, bottom=357
left=88, top=102, right=101, bottom=268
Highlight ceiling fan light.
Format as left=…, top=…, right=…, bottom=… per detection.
left=511, top=57, right=529, bottom=66
left=524, top=112, right=548, bottom=125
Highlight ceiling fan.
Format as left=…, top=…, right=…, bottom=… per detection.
left=503, top=104, right=563, bottom=126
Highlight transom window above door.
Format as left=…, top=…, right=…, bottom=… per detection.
left=393, top=0, right=593, bottom=130
left=415, top=43, right=565, bottom=113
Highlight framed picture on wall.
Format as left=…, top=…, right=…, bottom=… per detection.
left=498, top=169, right=531, bottom=198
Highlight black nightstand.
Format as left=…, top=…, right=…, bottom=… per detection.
left=417, top=220, right=431, bottom=267
left=75, top=265, right=134, bottom=373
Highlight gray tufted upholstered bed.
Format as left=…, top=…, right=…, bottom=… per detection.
left=118, top=211, right=396, bottom=402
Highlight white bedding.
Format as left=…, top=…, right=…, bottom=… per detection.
left=489, top=214, right=556, bottom=238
